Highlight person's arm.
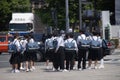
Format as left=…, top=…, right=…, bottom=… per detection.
left=74, top=40, right=78, bottom=53
left=55, top=37, right=62, bottom=53
left=44, top=39, right=47, bottom=53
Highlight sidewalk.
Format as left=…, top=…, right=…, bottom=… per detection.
left=104, top=48, right=120, bottom=63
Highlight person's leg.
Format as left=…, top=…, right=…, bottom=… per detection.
left=46, top=59, right=50, bottom=69
left=78, top=50, right=82, bottom=70
left=29, top=60, right=34, bottom=71
left=83, top=50, right=87, bottom=69
left=65, top=52, right=69, bottom=70
left=94, top=60, right=98, bottom=69
left=45, top=50, right=50, bottom=69
left=11, top=64, right=15, bottom=73
left=70, top=52, right=75, bottom=70
left=14, top=63, right=20, bottom=73
left=88, top=59, right=92, bottom=69
left=99, top=58, right=104, bottom=69
left=59, top=47, right=65, bottom=70
left=26, top=61, right=29, bottom=72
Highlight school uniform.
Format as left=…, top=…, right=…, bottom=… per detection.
left=28, top=38, right=37, bottom=61
left=20, top=39, right=28, bottom=61
left=77, top=34, right=88, bottom=69
left=64, top=38, right=78, bottom=70
left=9, top=39, right=21, bottom=65
left=45, top=37, right=55, bottom=62
left=88, top=36, right=102, bottom=61
left=53, top=36, right=65, bottom=70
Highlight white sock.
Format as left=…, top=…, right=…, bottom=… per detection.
left=100, top=59, right=104, bottom=66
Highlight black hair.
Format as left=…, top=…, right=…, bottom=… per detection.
left=67, top=33, right=73, bottom=38
left=80, top=30, right=85, bottom=34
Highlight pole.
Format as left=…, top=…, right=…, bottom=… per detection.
left=65, top=0, right=69, bottom=32
left=79, top=0, right=82, bottom=30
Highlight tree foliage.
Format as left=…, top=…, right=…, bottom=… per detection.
left=0, top=0, right=31, bottom=31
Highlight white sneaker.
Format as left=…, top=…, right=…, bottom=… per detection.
left=26, top=68, right=29, bottom=72
left=62, top=69, right=68, bottom=72
left=78, top=68, right=82, bottom=71
left=20, top=67, right=25, bottom=70
left=29, top=68, right=33, bottom=72
left=15, top=69, right=20, bottom=73
left=46, top=66, right=49, bottom=70
left=94, top=66, right=98, bottom=69
left=52, top=67, right=55, bottom=71
left=88, top=67, right=92, bottom=70
left=99, top=65, right=104, bottom=69
left=73, top=67, right=77, bottom=70
left=32, top=66, right=35, bottom=70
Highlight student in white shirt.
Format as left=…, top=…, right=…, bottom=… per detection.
left=45, top=34, right=55, bottom=69
left=53, top=32, right=66, bottom=71
left=88, top=32, right=102, bottom=69
left=9, top=34, right=21, bottom=73
left=64, top=33, right=78, bottom=70
left=27, top=34, right=36, bottom=71
left=77, top=30, right=89, bottom=70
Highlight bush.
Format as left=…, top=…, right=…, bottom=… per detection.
left=110, top=39, right=119, bottom=48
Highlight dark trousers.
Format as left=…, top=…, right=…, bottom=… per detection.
left=65, top=50, right=75, bottom=70
left=78, top=49, right=87, bottom=69
left=53, top=46, right=65, bottom=70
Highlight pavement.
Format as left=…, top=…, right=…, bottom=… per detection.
left=0, top=49, right=120, bottom=80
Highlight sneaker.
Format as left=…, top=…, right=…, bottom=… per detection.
left=20, top=67, right=25, bottom=70
left=62, top=69, right=68, bottom=72
left=88, top=67, right=92, bottom=70
left=26, top=68, right=29, bottom=72
left=94, top=66, right=98, bottom=69
left=29, top=68, right=33, bottom=72
left=46, top=66, right=49, bottom=70
left=99, top=65, right=104, bottom=69
left=32, top=66, right=35, bottom=70
left=15, top=69, right=20, bottom=73
left=73, top=67, right=77, bottom=70
left=52, top=67, right=55, bottom=71
left=78, top=68, right=82, bottom=71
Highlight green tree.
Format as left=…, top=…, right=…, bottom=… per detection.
left=0, top=0, right=31, bottom=31
left=9, top=0, right=31, bottom=12
left=0, top=0, right=11, bottom=31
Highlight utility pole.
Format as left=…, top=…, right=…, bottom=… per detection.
left=79, top=0, right=82, bottom=30
left=65, top=0, right=69, bottom=32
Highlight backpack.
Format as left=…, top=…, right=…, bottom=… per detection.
left=53, top=38, right=58, bottom=49
left=46, top=39, right=54, bottom=50
left=26, top=42, right=39, bottom=52
left=90, top=37, right=101, bottom=49
left=78, top=36, right=90, bottom=49
left=8, top=40, right=24, bottom=53
left=65, top=40, right=75, bottom=50
left=19, top=40, right=25, bottom=54
left=8, top=41, right=17, bottom=53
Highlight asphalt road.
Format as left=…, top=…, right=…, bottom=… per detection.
left=0, top=49, right=120, bottom=80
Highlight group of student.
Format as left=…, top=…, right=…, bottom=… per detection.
left=9, top=29, right=106, bottom=73
left=45, top=30, right=106, bottom=72
left=9, top=33, right=36, bottom=73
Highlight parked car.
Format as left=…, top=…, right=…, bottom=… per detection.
left=103, top=39, right=115, bottom=55
left=0, top=33, right=13, bottom=55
